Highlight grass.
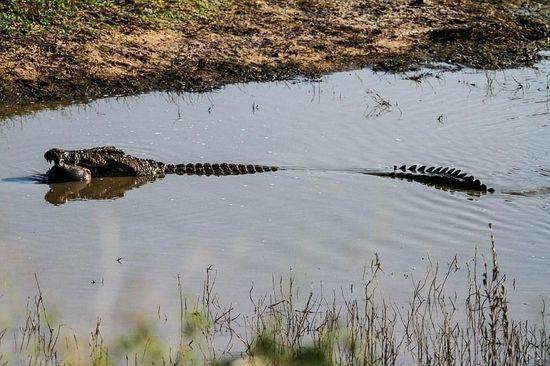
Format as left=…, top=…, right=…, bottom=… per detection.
left=1, top=226, right=549, bottom=364
left=3, top=0, right=542, bottom=40
left=0, top=0, right=231, bottom=38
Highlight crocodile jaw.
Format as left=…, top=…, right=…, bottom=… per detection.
left=44, top=148, right=61, bottom=165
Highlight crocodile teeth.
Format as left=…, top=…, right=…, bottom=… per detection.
left=426, top=167, right=435, bottom=173
left=418, top=165, right=426, bottom=173
left=399, top=165, right=406, bottom=171
left=408, top=165, right=417, bottom=172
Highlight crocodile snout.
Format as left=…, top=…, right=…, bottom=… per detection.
left=44, top=148, right=66, bottom=165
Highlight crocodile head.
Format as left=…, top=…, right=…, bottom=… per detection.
left=44, top=148, right=91, bottom=183
left=44, top=148, right=69, bottom=165
left=46, top=163, right=92, bottom=183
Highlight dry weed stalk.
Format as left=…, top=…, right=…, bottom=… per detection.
left=0, top=229, right=548, bottom=365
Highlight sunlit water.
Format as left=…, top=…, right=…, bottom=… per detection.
left=0, top=59, right=549, bottom=342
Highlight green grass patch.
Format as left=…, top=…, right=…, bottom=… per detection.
left=0, top=0, right=232, bottom=38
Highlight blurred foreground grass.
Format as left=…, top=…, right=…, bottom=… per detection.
left=0, top=228, right=549, bottom=365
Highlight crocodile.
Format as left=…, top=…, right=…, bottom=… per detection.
left=41, top=146, right=494, bottom=193
left=43, top=146, right=279, bottom=181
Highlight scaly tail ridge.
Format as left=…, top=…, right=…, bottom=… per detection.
left=164, top=163, right=279, bottom=176
left=368, top=165, right=494, bottom=192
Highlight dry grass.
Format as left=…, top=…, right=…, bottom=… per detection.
left=1, top=225, right=549, bottom=365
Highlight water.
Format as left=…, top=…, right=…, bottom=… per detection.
left=0, top=60, right=549, bottom=339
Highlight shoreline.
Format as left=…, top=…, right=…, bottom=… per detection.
left=0, top=0, right=548, bottom=116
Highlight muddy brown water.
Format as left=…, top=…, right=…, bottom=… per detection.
left=0, top=59, right=549, bottom=341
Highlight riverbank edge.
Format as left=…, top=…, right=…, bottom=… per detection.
left=0, top=0, right=548, bottom=118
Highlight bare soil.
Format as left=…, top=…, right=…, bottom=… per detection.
left=0, top=0, right=548, bottom=114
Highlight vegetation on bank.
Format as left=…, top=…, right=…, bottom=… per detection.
left=0, top=0, right=231, bottom=38
left=1, top=229, right=549, bottom=365
left=0, top=0, right=547, bottom=39
left=0, top=0, right=548, bottom=109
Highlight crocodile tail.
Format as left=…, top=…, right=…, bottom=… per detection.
left=391, top=165, right=494, bottom=192
left=165, top=163, right=278, bottom=176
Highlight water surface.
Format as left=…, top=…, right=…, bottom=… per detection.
left=0, top=60, right=549, bottom=338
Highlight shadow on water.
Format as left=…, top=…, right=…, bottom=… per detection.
left=3, top=175, right=160, bottom=205
left=4, top=164, right=501, bottom=205
left=6, top=165, right=543, bottom=204
left=43, top=176, right=159, bottom=205
left=504, top=187, right=550, bottom=197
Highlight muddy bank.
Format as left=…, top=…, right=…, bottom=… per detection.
left=0, top=0, right=548, bottom=112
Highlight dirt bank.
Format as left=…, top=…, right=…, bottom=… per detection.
left=0, top=0, right=548, bottom=112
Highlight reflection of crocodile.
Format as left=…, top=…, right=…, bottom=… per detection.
left=44, top=176, right=158, bottom=205
left=40, top=146, right=494, bottom=193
